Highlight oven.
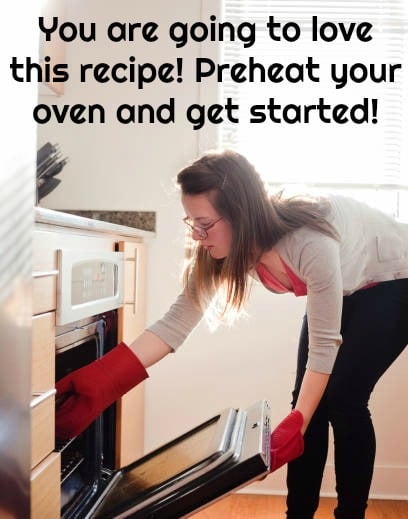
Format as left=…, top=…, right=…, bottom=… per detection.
left=55, top=249, right=124, bottom=518
left=55, top=313, right=118, bottom=519
left=54, top=248, right=271, bottom=518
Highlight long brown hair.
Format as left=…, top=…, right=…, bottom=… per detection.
left=177, top=149, right=336, bottom=322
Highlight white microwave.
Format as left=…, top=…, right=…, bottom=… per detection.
left=56, top=249, right=124, bottom=325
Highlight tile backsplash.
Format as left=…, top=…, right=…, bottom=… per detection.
left=60, top=210, right=156, bottom=232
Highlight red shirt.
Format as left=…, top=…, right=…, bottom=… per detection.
left=256, top=260, right=307, bottom=297
left=256, top=260, right=377, bottom=297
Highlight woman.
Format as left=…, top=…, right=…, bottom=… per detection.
left=56, top=150, right=408, bottom=519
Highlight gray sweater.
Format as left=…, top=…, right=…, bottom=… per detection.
left=148, top=195, right=408, bottom=374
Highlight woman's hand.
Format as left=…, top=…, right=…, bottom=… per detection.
left=55, top=342, right=148, bottom=439
left=269, top=410, right=304, bottom=472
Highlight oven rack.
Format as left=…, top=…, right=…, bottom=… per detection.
left=56, top=436, right=86, bottom=485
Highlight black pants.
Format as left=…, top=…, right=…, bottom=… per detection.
left=286, top=279, right=408, bottom=519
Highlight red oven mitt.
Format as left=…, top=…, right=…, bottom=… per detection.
left=269, top=410, right=304, bottom=472
left=55, top=342, right=148, bottom=439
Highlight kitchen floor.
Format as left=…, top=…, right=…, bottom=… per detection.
left=190, top=494, right=408, bottom=518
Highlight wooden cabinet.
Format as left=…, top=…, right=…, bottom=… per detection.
left=32, top=312, right=55, bottom=392
left=31, top=217, right=150, bottom=516
left=31, top=391, right=56, bottom=469
left=31, top=239, right=59, bottom=517
left=31, top=452, right=61, bottom=519
left=119, top=241, right=147, bottom=341
left=116, top=241, right=147, bottom=467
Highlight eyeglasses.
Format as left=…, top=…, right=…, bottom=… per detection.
left=182, top=216, right=223, bottom=239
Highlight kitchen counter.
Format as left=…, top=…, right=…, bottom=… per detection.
left=35, top=207, right=155, bottom=239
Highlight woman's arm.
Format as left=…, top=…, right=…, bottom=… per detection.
left=128, top=330, right=173, bottom=368
left=55, top=289, right=201, bottom=439
left=294, top=369, right=330, bottom=434
left=55, top=331, right=172, bottom=439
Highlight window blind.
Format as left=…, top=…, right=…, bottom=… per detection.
left=219, top=0, right=408, bottom=218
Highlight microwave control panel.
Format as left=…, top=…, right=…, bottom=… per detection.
left=57, top=249, right=124, bottom=325
left=71, top=260, right=117, bottom=305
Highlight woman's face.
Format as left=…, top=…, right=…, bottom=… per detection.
left=181, top=193, right=232, bottom=259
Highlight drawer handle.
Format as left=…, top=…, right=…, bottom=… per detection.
left=31, top=388, right=56, bottom=409
left=32, top=269, right=59, bottom=279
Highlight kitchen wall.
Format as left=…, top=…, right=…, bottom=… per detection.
left=38, top=0, right=407, bottom=498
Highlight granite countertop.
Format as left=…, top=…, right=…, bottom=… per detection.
left=58, top=210, right=155, bottom=232
left=35, top=207, right=156, bottom=239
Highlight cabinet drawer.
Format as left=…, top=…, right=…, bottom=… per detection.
left=32, top=273, right=57, bottom=315
left=31, top=451, right=61, bottom=519
left=31, top=390, right=56, bottom=469
left=115, top=384, right=145, bottom=468
left=32, top=312, right=55, bottom=393
left=32, top=238, right=57, bottom=272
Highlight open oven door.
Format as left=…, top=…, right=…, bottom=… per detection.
left=83, top=400, right=270, bottom=519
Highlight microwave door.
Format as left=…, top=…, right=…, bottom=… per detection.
left=86, top=401, right=270, bottom=519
